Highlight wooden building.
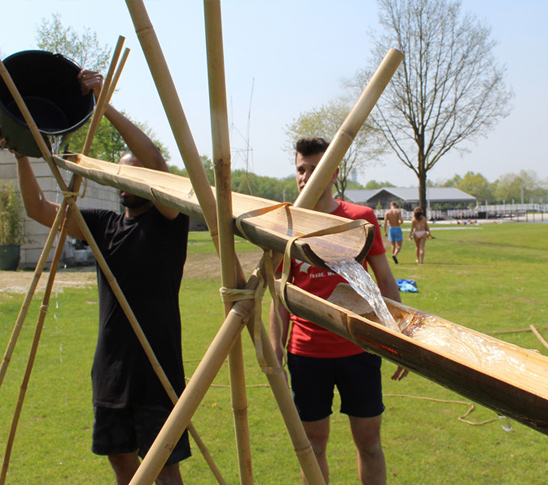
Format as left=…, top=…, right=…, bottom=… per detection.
left=342, top=187, right=476, bottom=211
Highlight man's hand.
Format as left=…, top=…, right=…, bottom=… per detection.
left=0, top=137, right=25, bottom=159
left=391, top=366, right=409, bottom=381
left=78, top=70, right=103, bottom=99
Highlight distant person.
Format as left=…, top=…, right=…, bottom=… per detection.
left=383, top=201, right=403, bottom=264
left=409, top=207, right=431, bottom=264
left=9, top=70, right=190, bottom=484
left=270, top=137, right=408, bottom=484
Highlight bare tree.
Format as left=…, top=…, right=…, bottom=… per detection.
left=350, top=0, right=513, bottom=210
left=285, top=99, right=385, bottom=199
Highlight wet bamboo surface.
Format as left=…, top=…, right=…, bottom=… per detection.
left=287, top=282, right=548, bottom=435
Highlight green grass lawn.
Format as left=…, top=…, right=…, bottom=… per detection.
left=0, top=222, right=547, bottom=483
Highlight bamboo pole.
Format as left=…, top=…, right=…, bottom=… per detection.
left=129, top=267, right=326, bottom=485
left=123, top=2, right=325, bottom=483
left=107, top=48, right=131, bottom=102
left=0, top=202, right=67, bottom=389
left=0, top=208, right=73, bottom=484
left=531, top=325, right=548, bottom=351
left=204, top=1, right=253, bottom=482
left=295, top=48, right=403, bottom=209
left=125, top=0, right=219, bottom=243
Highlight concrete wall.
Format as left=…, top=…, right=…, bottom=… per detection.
left=0, top=149, right=119, bottom=268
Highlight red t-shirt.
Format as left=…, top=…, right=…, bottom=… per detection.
left=287, top=200, right=385, bottom=358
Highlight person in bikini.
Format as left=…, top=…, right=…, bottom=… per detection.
left=409, top=206, right=431, bottom=264
left=383, top=201, right=403, bottom=264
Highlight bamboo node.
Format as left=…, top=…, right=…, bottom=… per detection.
left=260, top=365, right=284, bottom=376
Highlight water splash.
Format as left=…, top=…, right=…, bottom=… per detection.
left=498, top=415, right=513, bottom=432
left=326, top=259, right=400, bottom=332
left=326, top=261, right=547, bottom=396
left=48, top=134, right=63, bottom=155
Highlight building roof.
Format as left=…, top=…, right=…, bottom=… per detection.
left=344, top=187, right=476, bottom=204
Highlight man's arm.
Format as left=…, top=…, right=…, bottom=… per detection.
left=79, top=70, right=179, bottom=220
left=15, top=155, right=85, bottom=240
left=383, top=212, right=388, bottom=236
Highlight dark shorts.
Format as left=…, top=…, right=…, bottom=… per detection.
left=287, top=352, right=384, bottom=422
left=92, top=405, right=191, bottom=465
left=388, top=227, right=403, bottom=242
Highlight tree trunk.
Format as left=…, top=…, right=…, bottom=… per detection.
left=417, top=151, right=427, bottom=212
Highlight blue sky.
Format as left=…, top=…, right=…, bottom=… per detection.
left=2, top=0, right=547, bottom=188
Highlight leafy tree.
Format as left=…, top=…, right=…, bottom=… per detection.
left=440, top=174, right=463, bottom=188
left=285, top=99, right=385, bottom=199
left=169, top=155, right=214, bottom=185
left=494, top=170, right=548, bottom=204
left=364, top=180, right=395, bottom=190
left=456, top=171, right=494, bottom=202
left=350, top=0, right=513, bottom=211
left=231, top=170, right=299, bottom=202
left=345, top=180, right=366, bottom=191
left=66, top=115, right=169, bottom=162
left=35, top=13, right=111, bottom=72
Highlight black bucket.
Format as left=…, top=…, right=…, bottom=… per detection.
left=0, top=50, right=95, bottom=158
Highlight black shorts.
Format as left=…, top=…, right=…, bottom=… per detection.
left=287, top=352, right=384, bottom=422
left=92, top=405, right=191, bottom=465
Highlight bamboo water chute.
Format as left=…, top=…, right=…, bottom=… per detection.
left=53, top=154, right=375, bottom=269
left=282, top=281, right=548, bottom=436
left=50, top=147, right=548, bottom=437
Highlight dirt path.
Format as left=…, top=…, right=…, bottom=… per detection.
left=0, top=248, right=265, bottom=293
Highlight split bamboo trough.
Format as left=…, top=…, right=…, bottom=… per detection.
left=54, top=154, right=375, bottom=269
left=285, top=282, right=548, bottom=436
left=54, top=154, right=548, bottom=436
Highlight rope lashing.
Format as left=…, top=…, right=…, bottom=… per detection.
left=233, top=203, right=291, bottom=373
left=60, top=190, right=80, bottom=199
left=234, top=202, right=292, bottom=241
left=233, top=204, right=369, bottom=377
left=279, top=218, right=370, bottom=312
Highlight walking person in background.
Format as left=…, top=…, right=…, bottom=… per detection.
left=383, top=201, right=403, bottom=264
left=409, top=207, right=431, bottom=264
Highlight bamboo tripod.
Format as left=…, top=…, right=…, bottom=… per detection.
left=0, top=0, right=402, bottom=482
left=0, top=36, right=224, bottom=485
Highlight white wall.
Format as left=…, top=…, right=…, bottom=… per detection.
left=0, top=149, right=119, bottom=268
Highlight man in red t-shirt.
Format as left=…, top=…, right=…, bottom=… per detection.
left=269, top=137, right=408, bottom=484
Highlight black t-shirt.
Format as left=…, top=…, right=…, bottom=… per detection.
left=81, top=206, right=189, bottom=408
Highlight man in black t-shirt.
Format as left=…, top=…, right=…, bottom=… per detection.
left=13, top=70, right=189, bottom=484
